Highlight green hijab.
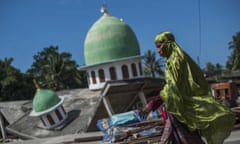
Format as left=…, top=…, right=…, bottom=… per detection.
left=155, top=31, right=235, bottom=144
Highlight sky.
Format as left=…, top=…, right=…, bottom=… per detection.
left=0, top=0, right=240, bottom=73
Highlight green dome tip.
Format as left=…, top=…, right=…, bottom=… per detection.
left=84, top=15, right=140, bottom=65
left=33, top=89, right=61, bottom=113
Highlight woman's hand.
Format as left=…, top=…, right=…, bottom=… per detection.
left=139, top=106, right=151, bottom=119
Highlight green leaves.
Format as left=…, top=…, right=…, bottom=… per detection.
left=0, top=58, right=35, bottom=101
left=27, top=46, right=87, bottom=90
left=0, top=46, right=87, bottom=101
left=143, top=50, right=165, bottom=78
left=227, top=32, right=240, bottom=71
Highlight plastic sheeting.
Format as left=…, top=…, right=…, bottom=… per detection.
left=96, top=110, right=161, bottom=143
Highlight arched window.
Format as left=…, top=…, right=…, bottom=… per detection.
left=55, top=109, right=63, bottom=120
left=61, top=106, right=66, bottom=115
left=87, top=72, right=90, bottom=84
left=138, top=62, right=143, bottom=76
left=131, top=63, right=137, bottom=77
left=91, top=71, right=96, bottom=84
left=98, top=69, right=105, bottom=82
left=122, top=65, right=129, bottom=79
left=40, top=117, right=46, bottom=126
left=47, top=114, right=55, bottom=125
left=109, top=67, right=117, bottom=80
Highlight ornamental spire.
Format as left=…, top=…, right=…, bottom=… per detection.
left=100, top=3, right=109, bottom=16
left=33, top=79, right=40, bottom=91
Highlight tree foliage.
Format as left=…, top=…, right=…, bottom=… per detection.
left=203, top=62, right=223, bottom=77
left=27, top=46, right=87, bottom=90
left=143, top=50, right=164, bottom=78
left=226, top=32, right=240, bottom=70
left=0, top=58, right=35, bottom=101
left=205, top=62, right=222, bottom=71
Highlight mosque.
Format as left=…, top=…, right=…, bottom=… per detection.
left=0, top=6, right=164, bottom=142
left=81, top=6, right=144, bottom=90
left=0, top=5, right=239, bottom=144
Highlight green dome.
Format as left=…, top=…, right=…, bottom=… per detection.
left=84, top=14, right=140, bottom=65
left=33, top=89, right=61, bottom=112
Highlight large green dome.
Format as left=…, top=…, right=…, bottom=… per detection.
left=84, top=14, right=140, bottom=65
left=33, top=89, right=61, bottom=112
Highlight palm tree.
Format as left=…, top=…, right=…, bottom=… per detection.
left=227, top=32, right=240, bottom=71
left=143, top=50, right=164, bottom=78
left=28, top=46, right=86, bottom=90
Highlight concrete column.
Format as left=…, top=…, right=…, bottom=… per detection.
left=102, top=96, right=114, bottom=116
left=138, top=91, right=147, bottom=106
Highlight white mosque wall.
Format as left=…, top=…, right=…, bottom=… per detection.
left=86, top=58, right=144, bottom=90
left=40, top=105, right=67, bottom=129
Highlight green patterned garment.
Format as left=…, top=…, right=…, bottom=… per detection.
left=155, top=32, right=235, bottom=144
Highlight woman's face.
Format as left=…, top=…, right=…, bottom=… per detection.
left=155, top=42, right=167, bottom=57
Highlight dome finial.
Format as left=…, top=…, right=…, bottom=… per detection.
left=100, top=2, right=109, bottom=16
left=33, top=79, right=40, bottom=91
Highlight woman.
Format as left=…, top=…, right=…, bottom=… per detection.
left=142, top=32, right=235, bottom=144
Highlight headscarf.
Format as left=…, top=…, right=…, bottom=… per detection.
left=155, top=31, right=235, bottom=144
left=154, top=32, right=174, bottom=57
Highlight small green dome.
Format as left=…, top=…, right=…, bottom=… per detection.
left=84, top=14, right=140, bottom=65
left=33, top=89, right=60, bottom=112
